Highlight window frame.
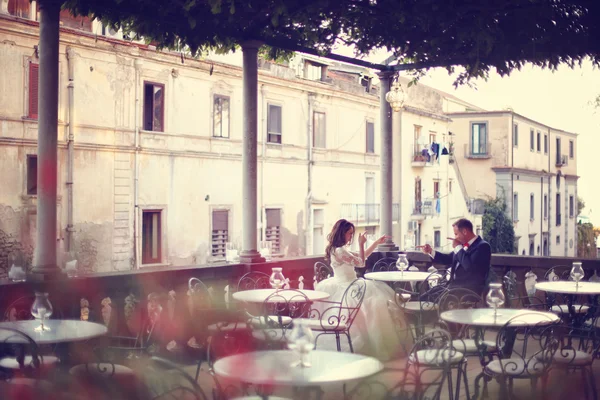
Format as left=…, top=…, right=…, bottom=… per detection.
left=212, top=94, right=231, bottom=138
left=470, top=122, right=488, bottom=155
left=434, top=230, right=441, bottom=249
left=543, top=134, right=548, bottom=154
left=543, top=194, right=548, bottom=220
left=141, top=208, right=165, bottom=265
left=530, top=129, right=535, bottom=151
left=142, top=81, right=165, bottom=132
left=265, top=208, right=283, bottom=254
left=513, top=192, right=519, bottom=222
left=312, top=111, right=326, bottom=148
left=267, top=103, right=282, bottom=144
left=211, top=208, right=231, bottom=259
left=536, top=131, right=541, bottom=152
left=513, top=123, right=518, bottom=148
left=26, top=154, right=37, bottom=196
left=569, top=140, right=574, bottom=159
left=556, top=193, right=561, bottom=226
left=569, top=195, right=574, bottom=218
left=530, top=193, right=535, bottom=221
left=366, top=120, right=375, bottom=154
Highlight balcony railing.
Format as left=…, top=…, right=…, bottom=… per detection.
left=341, top=203, right=400, bottom=224
left=464, top=142, right=492, bottom=159
left=555, top=154, right=568, bottom=167
left=412, top=199, right=436, bottom=216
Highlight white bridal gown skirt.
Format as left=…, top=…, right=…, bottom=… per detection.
left=313, top=277, right=407, bottom=361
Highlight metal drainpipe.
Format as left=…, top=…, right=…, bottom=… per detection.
left=306, top=93, right=315, bottom=255
left=511, top=113, right=514, bottom=252
left=260, top=84, right=267, bottom=242
left=66, top=47, right=75, bottom=253
left=133, top=59, right=143, bottom=269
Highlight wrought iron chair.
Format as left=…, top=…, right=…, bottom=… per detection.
left=398, top=269, right=450, bottom=339
left=345, top=366, right=433, bottom=400
left=405, top=328, right=469, bottom=400
left=314, top=261, right=334, bottom=284
left=0, top=295, right=62, bottom=375
left=251, top=289, right=311, bottom=348
left=538, top=326, right=600, bottom=400
left=436, top=288, right=498, bottom=361
left=0, top=327, right=44, bottom=380
left=308, top=279, right=367, bottom=352
left=187, top=277, right=249, bottom=381
left=0, top=328, right=55, bottom=399
left=483, top=312, right=559, bottom=399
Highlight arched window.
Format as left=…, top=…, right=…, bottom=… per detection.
left=7, top=0, right=30, bottom=18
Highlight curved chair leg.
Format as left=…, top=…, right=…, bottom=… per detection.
left=345, top=332, right=354, bottom=353
left=530, top=377, right=538, bottom=400
left=335, top=333, right=342, bottom=352
left=582, top=368, right=591, bottom=400
left=446, top=368, right=454, bottom=400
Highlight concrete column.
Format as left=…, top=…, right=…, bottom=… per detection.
left=239, top=41, right=265, bottom=263
left=31, top=0, right=62, bottom=280
left=377, top=72, right=399, bottom=252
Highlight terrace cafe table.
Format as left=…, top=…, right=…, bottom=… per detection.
left=232, top=289, right=330, bottom=303
left=364, top=271, right=431, bottom=282
left=0, top=320, right=108, bottom=344
left=214, top=349, right=383, bottom=398
left=535, top=281, right=600, bottom=325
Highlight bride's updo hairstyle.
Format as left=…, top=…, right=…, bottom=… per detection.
left=325, top=219, right=355, bottom=263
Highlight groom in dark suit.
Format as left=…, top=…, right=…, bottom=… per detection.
left=420, top=218, right=491, bottom=295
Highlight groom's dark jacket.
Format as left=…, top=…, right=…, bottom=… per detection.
left=433, top=236, right=491, bottom=295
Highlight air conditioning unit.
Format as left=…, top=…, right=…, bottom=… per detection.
left=407, top=221, right=418, bottom=232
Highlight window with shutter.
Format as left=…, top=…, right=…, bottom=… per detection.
left=265, top=208, right=281, bottom=254
left=212, top=210, right=229, bottom=257
left=28, top=62, right=39, bottom=119
left=142, top=210, right=162, bottom=264
left=267, top=104, right=282, bottom=144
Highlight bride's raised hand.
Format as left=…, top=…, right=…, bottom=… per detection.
left=358, top=232, right=368, bottom=247
left=375, top=235, right=390, bottom=245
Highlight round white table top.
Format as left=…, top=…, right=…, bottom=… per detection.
left=232, top=289, right=330, bottom=303
left=535, top=281, right=600, bottom=295
left=214, top=350, right=383, bottom=386
left=365, top=271, right=432, bottom=282
left=0, top=320, right=108, bottom=344
left=440, top=308, right=560, bottom=328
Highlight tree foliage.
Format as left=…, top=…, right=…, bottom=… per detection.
left=482, top=197, right=515, bottom=254
left=61, top=0, right=600, bottom=84
left=577, top=222, right=598, bottom=258
left=578, top=196, right=585, bottom=216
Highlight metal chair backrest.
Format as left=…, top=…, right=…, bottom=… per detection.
left=437, top=287, right=482, bottom=316
left=338, top=279, right=368, bottom=329
left=261, top=289, right=311, bottom=327
left=237, top=271, right=270, bottom=292
left=544, top=265, right=572, bottom=282
left=372, top=257, right=399, bottom=272
left=313, top=261, right=334, bottom=284
left=494, top=312, right=559, bottom=378
left=0, top=327, right=43, bottom=378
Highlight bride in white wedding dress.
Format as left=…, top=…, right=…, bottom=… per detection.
left=314, top=219, right=409, bottom=361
